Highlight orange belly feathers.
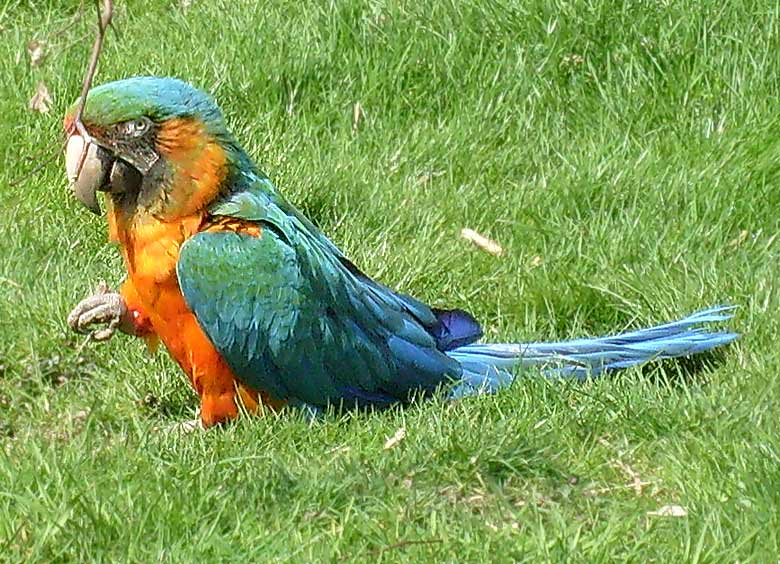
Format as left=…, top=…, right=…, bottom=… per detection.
left=112, top=211, right=282, bottom=426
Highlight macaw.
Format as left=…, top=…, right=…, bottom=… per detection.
left=64, top=77, right=738, bottom=428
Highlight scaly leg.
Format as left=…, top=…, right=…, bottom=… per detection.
left=68, top=279, right=156, bottom=342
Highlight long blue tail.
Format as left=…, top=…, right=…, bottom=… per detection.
left=446, top=306, right=738, bottom=399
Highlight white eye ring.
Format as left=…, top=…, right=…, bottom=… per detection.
left=125, top=118, right=151, bottom=137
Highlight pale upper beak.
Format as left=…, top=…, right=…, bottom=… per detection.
left=65, top=134, right=114, bottom=215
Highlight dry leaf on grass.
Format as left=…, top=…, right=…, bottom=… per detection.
left=647, top=505, right=687, bottom=517
left=728, top=229, right=749, bottom=248
left=533, top=418, right=547, bottom=430
left=383, top=427, right=406, bottom=449
left=353, top=102, right=363, bottom=132
left=28, top=81, right=53, bottom=113
left=460, top=228, right=503, bottom=256
left=612, top=459, right=647, bottom=495
left=27, top=40, right=46, bottom=66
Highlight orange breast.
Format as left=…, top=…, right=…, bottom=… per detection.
left=115, top=211, right=283, bottom=425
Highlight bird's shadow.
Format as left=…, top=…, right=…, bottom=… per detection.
left=634, top=347, right=734, bottom=388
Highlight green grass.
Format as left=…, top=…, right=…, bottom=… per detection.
left=1, top=0, right=779, bottom=560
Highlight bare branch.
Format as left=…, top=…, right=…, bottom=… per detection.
left=55, top=0, right=113, bottom=196
left=69, top=0, right=113, bottom=143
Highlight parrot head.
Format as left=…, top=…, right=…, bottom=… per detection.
left=64, top=76, right=242, bottom=218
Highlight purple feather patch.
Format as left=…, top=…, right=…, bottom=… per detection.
left=432, top=308, right=483, bottom=351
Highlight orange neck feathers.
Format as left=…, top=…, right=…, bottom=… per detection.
left=153, top=117, right=229, bottom=218
left=107, top=117, right=230, bottom=282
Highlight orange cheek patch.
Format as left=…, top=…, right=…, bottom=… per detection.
left=155, top=118, right=228, bottom=218
left=156, top=118, right=208, bottom=154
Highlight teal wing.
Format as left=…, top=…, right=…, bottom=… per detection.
left=176, top=174, right=470, bottom=408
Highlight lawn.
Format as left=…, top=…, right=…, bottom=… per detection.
left=1, top=0, right=778, bottom=561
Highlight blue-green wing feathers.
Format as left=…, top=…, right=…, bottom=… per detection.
left=177, top=175, right=468, bottom=408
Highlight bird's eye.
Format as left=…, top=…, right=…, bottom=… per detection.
left=124, top=117, right=151, bottom=137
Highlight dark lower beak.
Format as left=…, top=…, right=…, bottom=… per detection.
left=65, top=135, right=114, bottom=215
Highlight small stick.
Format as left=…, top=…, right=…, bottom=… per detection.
left=67, top=0, right=114, bottom=180
left=460, top=228, right=504, bottom=256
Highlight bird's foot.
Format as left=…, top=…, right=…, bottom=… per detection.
left=67, top=280, right=129, bottom=341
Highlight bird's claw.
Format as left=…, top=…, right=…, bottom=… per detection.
left=68, top=280, right=128, bottom=341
